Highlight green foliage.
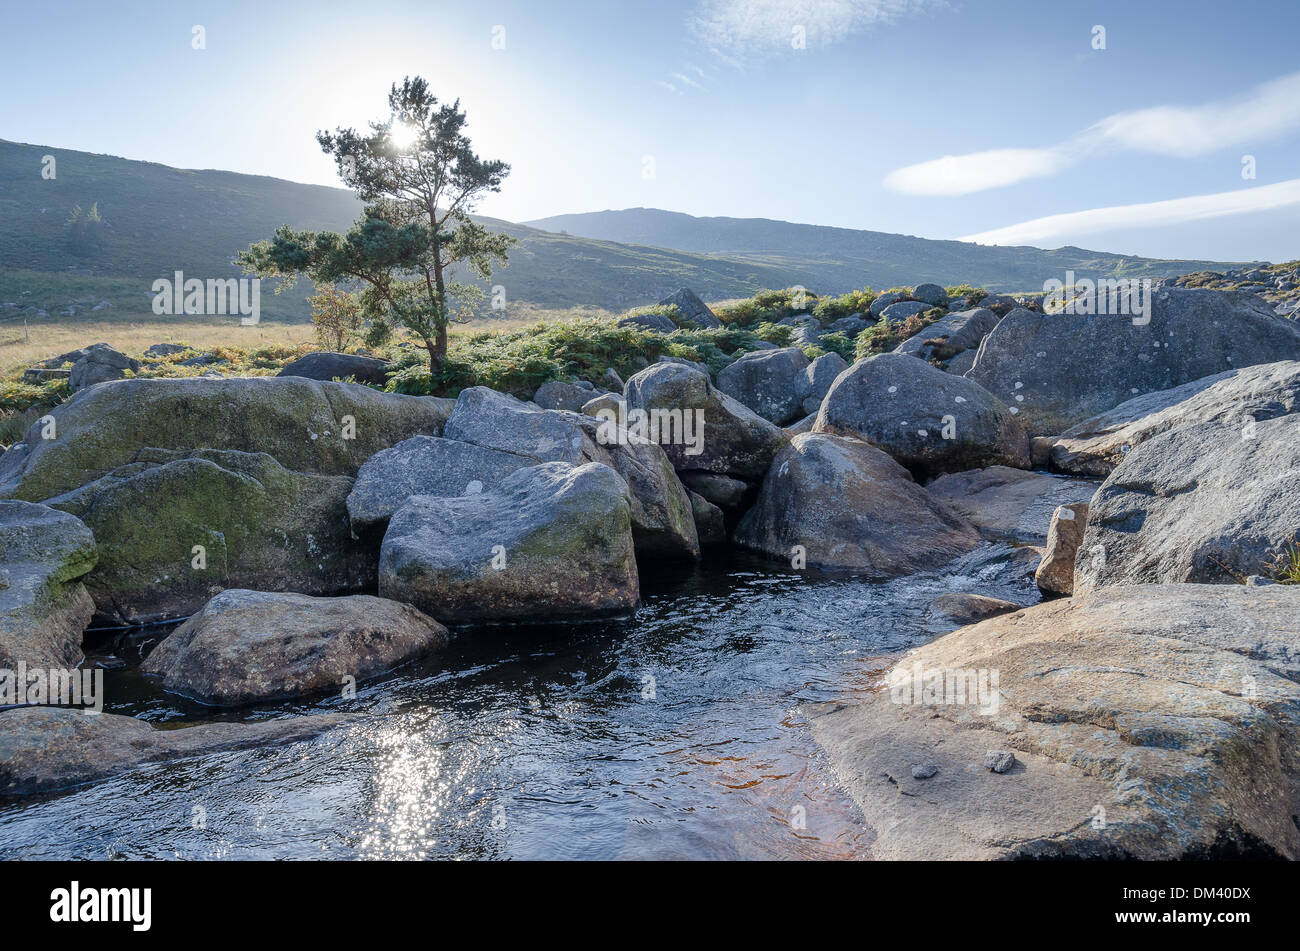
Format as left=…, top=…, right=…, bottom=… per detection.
left=811, top=331, right=855, bottom=361
left=945, top=283, right=986, bottom=303
left=812, top=287, right=875, bottom=321
left=853, top=308, right=947, bottom=360
left=1268, top=542, right=1300, bottom=584
left=754, top=321, right=793, bottom=346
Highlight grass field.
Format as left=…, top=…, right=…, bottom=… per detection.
left=0, top=306, right=615, bottom=376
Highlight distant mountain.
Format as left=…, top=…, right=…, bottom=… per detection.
left=0, top=141, right=1244, bottom=325
left=526, top=207, right=1247, bottom=293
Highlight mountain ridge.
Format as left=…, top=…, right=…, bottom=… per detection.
left=0, top=140, right=1243, bottom=323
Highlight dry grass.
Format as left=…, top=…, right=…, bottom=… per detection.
left=0, top=307, right=611, bottom=376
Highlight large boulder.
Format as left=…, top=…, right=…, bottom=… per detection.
left=925, top=466, right=1098, bottom=544
left=277, top=351, right=390, bottom=386
left=46, top=449, right=370, bottom=624
left=442, top=386, right=588, bottom=463
left=658, top=288, right=721, bottom=328
left=967, top=289, right=1300, bottom=435
left=346, top=436, right=533, bottom=533
left=800, top=352, right=849, bottom=416
left=813, top=353, right=1030, bottom=478
left=894, top=307, right=999, bottom=365
left=1049, top=360, right=1300, bottom=476
left=0, top=501, right=97, bottom=669
left=1075, top=416, right=1300, bottom=591
left=734, top=433, right=980, bottom=574
left=0, top=707, right=349, bottom=795
left=141, top=590, right=447, bottom=706
left=716, top=347, right=811, bottom=425
left=624, top=362, right=788, bottom=480
left=812, top=584, right=1300, bottom=859
left=443, top=388, right=698, bottom=560
left=687, top=491, right=726, bottom=547
left=0, top=377, right=454, bottom=502
left=379, top=462, right=639, bottom=623
left=579, top=416, right=699, bottom=560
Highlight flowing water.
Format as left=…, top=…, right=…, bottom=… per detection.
left=0, top=545, right=1039, bottom=860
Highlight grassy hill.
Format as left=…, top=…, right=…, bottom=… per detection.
left=526, top=207, right=1248, bottom=292
left=0, top=140, right=1245, bottom=328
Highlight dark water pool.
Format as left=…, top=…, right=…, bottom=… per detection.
left=0, top=545, right=1039, bottom=860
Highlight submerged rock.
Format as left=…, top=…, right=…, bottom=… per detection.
left=142, top=590, right=446, bottom=706
left=812, top=584, right=1300, bottom=859
left=0, top=707, right=350, bottom=795
left=0, top=501, right=97, bottom=669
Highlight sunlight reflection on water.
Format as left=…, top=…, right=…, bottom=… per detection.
left=0, top=545, right=1038, bottom=860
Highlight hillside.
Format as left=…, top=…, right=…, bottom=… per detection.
left=526, top=207, right=1247, bottom=292
left=0, top=140, right=790, bottom=321
left=0, top=140, right=1245, bottom=326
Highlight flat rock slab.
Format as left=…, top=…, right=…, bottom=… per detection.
left=925, top=466, right=1098, bottom=544
left=812, top=584, right=1300, bottom=859
left=141, top=589, right=447, bottom=706
left=0, top=707, right=351, bottom=795
left=1050, top=360, right=1300, bottom=476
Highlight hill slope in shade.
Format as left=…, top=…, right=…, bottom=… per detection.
left=0, top=140, right=1243, bottom=322
left=526, top=207, right=1245, bottom=292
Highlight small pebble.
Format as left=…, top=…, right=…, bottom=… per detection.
left=911, top=763, right=939, bottom=780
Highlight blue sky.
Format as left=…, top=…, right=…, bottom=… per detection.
left=3, top=0, right=1299, bottom=261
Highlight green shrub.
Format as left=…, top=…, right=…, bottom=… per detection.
left=813, top=287, right=875, bottom=321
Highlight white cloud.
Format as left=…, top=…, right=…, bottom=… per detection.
left=887, top=69, right=1300, bottom=195
left=883, top=147, right=1070, bottom=196
left=671, top=71, right=704, bottom=89
left=691, top=0, right=938, bottom=54
left=960, top=178, right=1300, bottom=247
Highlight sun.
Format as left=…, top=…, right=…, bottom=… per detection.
left=389, top=121, right=417, bottom=150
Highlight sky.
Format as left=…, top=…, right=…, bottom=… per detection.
left=3, top=0, right=1299, bottom=262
